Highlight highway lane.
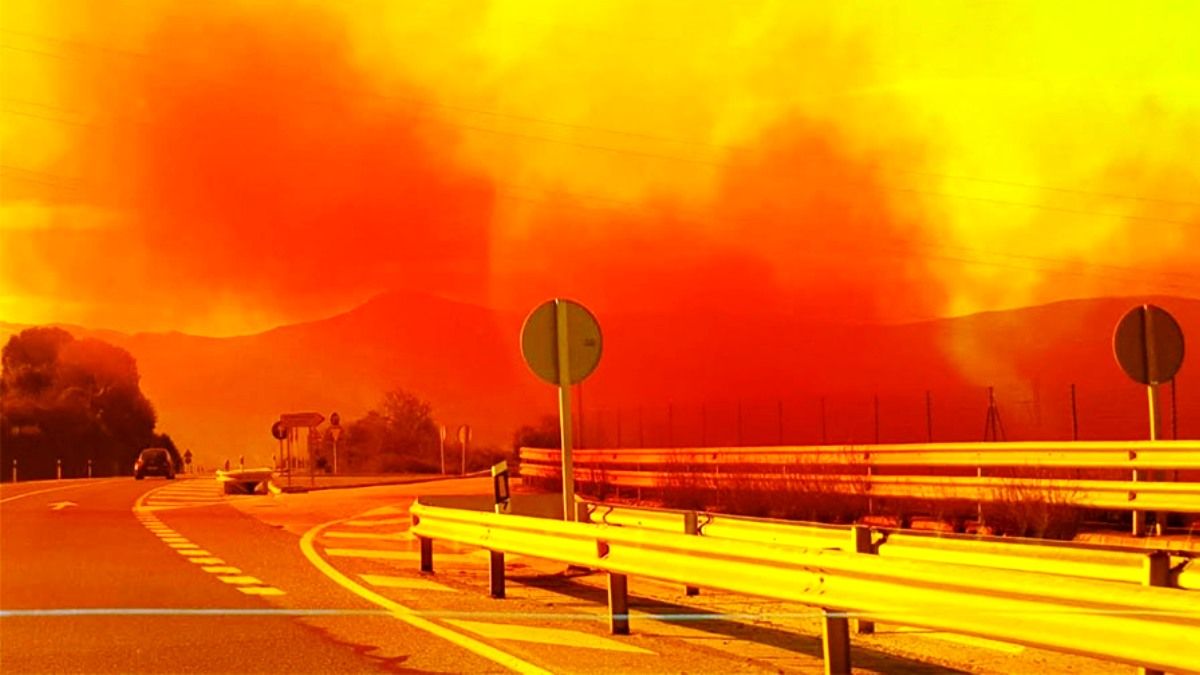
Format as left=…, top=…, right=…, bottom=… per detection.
left=0, top=477, right=502, bottom=673
left=3, top=476, right=1127, bottom=673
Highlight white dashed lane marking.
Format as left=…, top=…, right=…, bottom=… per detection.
left=239, top=587, right=285, bottom=596
left=217, top=575, right=263, bottom=585
left=139, top=479, right=226, bottom=511
left=133, top=489, right=286, bottom=597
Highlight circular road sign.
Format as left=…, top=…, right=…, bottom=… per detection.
left=271, top=420, right=287, bottom=441
left=1113, top=304, right=1185, bottom=385
left=520, top=299, right=603, bottom=386
left=330, top=412, right=341, bottom=427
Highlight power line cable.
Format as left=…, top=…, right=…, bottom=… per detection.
left=4, top=28, right=1197, bottom=208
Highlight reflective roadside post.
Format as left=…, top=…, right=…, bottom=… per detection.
left=492, top=460, right=511, bottom=514
left=1113, top=304, right=1185, bottom=537
left=56, top=458, right=62, bottom=480
left=520, top=299, right=603, bottom=522
left=87, top=459, right=92, bottom=478
left=11, top=459, right=16, bottom=483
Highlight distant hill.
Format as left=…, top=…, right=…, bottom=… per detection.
left=4, top=293, right=1197, bottom=466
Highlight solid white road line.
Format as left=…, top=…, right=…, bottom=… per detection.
left=359, top=574, right=456, bottom=592
left=323, top=530, right=413, bottom=541
left=341, top=518, right=411, bottom=527
left=300, top=521, right=552, bottom=675
left=444, top=620, right=655, bottom=654
left=324, top=549, right=482, bottom=563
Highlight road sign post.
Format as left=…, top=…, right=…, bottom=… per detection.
left=439, top=425, right=447, bottom=475
left=520, top=298, right=603, bottom=522
left=458, top=425, right=471, bottom=475
left=330, top=412, right=341, bottom=475
left=1113, top=304, right=1186, bottom=537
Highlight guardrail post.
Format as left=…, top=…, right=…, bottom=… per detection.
left=850, top=525, right=875, bottom=635
left=1139, top=551, right=1169, bottom=675
left=419, top=536, right=433, bottom=573
left=1143, top=550, right=1169, bottom=588
left=608, top=572, right=630, bottom=635
left=576, top=502, right=591, bottom=524
left=684, top=511, right=700, bottom=596
left=822, top=609, right=851, bottom=675
left=489, top=551, right=505, bottom=599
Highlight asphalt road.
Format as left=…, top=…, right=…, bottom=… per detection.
left=1, top=477, right=1121, bottom=674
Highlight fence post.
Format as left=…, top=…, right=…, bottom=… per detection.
left=608, top=572, right=630, bottom=635
left=850, top=525, right=875, bottom=634
left=684, top=511, right=700, bottom=596
left=873, top=395, right=880, bottom=445
left=489, top=551, right=505, bottom=598
left=1070, top=384, right=1079, bottom=441
left=822, top=609, right=851, bottom=675
left=737, top=401, right=743, bottom=446
left=778, top=400, right=784, bottom=444
left=925, top=390, right=934, bottom=442
left=820, top=397, right=828, bottom=445
left=667, top=403, right=674, bottom=447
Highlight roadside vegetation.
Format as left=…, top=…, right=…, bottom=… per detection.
left=1, top=327, right=180, bottom=480
left=333, top=387, right=509, bottom=474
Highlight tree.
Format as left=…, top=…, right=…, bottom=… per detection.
left=1, top=328, right=167, bottom=480
left=513, top=415, right=561, bottom=451
left=340, top=388, right=440, bottom=473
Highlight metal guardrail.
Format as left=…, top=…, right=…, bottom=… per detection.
left=410, top=500, right=1200, bottom=674
left=521, top=440, right=1200, bottom=468
left=519, top=443, right=1200, bottom=513
left=582, top=501, right=1200, bottom=590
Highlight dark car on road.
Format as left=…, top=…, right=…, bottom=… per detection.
left=134, top=448, right=175, bottom=480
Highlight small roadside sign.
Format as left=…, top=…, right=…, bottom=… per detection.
left=280, top=412, right=325, bottom=428
left=1114, top=304, right=1185, bottom=385
left=520, top=299, right=603, bottom=385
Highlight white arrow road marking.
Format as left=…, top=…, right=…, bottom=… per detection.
left=443, top=620, right=656, bottom=654
left=49, top=501, right=77, bottom=510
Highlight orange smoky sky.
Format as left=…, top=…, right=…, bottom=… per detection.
left=2, top=0, right=1198, bottom=335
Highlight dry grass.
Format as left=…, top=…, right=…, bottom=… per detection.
left=981, top=467, right=1085, bottom=540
